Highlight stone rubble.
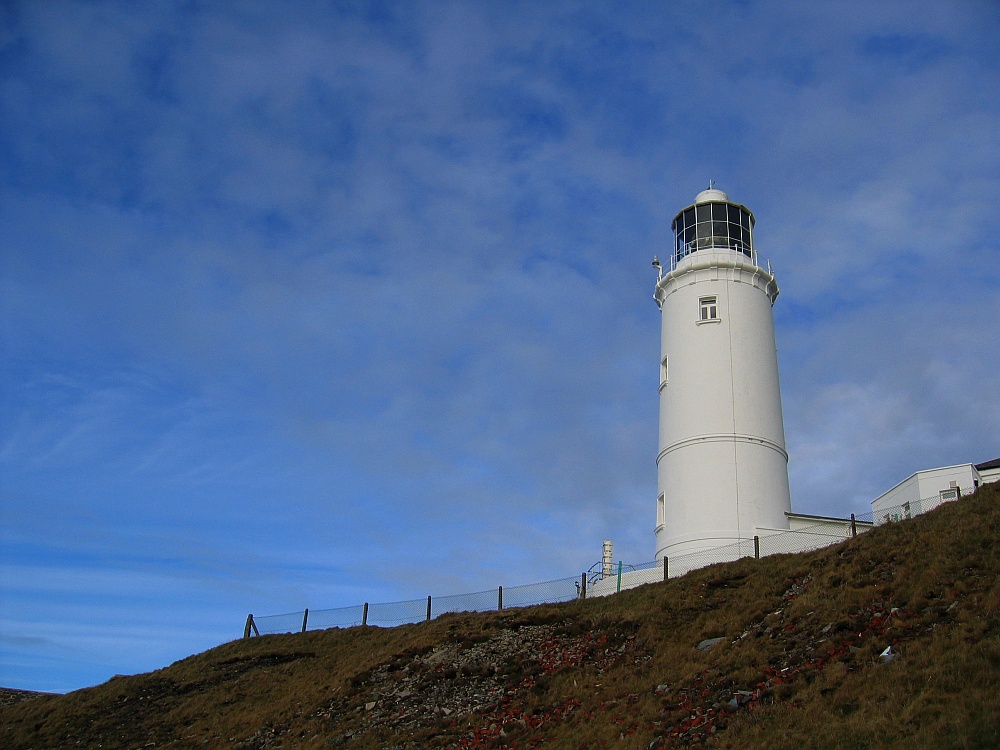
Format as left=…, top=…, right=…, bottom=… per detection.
left=312, top=620, right=645, bottom=748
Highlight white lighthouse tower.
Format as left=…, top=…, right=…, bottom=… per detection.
left=653, top=188, right=791, bottom=563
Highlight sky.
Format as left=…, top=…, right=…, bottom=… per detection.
left=1, top=0, right=998, bottom=694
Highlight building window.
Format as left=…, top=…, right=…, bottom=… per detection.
left=939, top=488, right=958, bottom=502
left=699, top=296, right=719, bottom=321
left=657, top=493, right=665, bottom=526
left=659, top=355, right=669, bottom=388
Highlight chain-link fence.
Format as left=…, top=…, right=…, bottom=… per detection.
left=244, top=491, right=976, bottom=637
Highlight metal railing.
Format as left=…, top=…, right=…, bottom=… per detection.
left=243, top=490, right=977, bottom=638
left=671, top=239, right=756, bottom=271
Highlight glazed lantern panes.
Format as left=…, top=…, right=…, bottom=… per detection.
left=672, top=201, right=755, bottom=266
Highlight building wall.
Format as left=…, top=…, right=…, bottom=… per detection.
left=654, top=249, right=791, bottom=559
left=871, top=474, right=921, bottom=518
left=978, top=465, right=1000, bottom=484
left=785, top=514, right=867, bottom=535
left=872, top=464, right=979, bottom=522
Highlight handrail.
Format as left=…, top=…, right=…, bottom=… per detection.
left=671, top=239, right=756, bottom=271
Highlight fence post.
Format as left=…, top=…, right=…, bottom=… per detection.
left=850, top=513, right=857, bottom=537
left=301, top=608, right=309, bottom=633
left=663, top=556, right=669, bottom=581
left=754, top=535, right=760, bottom=559
left=580, top=572, right=587, bottom=600
left=498, top=586, right=503, bottom=611
left=362, top=602, right=369, bottom=627
left=616, top=561, right=623, bottom=593
left=426, top=595, right=432, bottom=622
left=244, top=614, right=258, bottom=639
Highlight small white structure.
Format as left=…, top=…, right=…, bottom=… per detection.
left=977, top=457, right=1000, bottom=485
left=784, top=511, right=869, bottom=535
left=871, top=458, right=1000, bottom=523
left=653, top=189, right=792, bottom=560
left=602, top=540, right=614, bottom=579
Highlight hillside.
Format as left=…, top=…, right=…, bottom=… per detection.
left=3, top=482, right=999, bottom=749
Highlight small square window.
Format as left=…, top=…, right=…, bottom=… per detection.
left=699, top=296, right=718, bottom=321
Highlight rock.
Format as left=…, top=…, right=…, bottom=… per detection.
left=696, top=637, right=724, bottom=651
left=365, top=701, right=377, bottom=711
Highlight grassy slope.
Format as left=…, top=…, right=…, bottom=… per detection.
left=3, top=482, right=999, bottom=750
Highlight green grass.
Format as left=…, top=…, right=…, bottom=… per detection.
left=3, top=482, right=999, bottom=749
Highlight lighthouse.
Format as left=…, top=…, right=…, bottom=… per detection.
left=653, top=188, right=791, bottom=562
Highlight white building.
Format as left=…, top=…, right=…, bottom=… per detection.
left=977, top=458, right=1000, bottom=484
left=871, top=458, right=1000, bottom=523
left=653, top=189, right=792, bottom=561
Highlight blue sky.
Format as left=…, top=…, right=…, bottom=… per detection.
left=2, top=1, right=998, bottom=693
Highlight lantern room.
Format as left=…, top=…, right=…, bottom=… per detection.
left=670, top=188, right=755, bottom=269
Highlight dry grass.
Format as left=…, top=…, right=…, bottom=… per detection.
left=3, top=482, right=999, bottom=749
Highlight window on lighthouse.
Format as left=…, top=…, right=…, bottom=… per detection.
left=700, top=296, right=719, bottom=321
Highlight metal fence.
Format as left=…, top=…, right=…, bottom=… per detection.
left=244, top=491, right=975, bottom=637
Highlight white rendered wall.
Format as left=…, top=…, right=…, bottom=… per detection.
left=979, top=465, right=1000, bottom=484
left=785, top=514, right=863, bottom=534
left=916, top=464, right=977, bottom=498
left=654, top=248, right=791, bottom=560
left=872, top=464, right=978, bottom=521
left=870, top=474, right=920, bottom=518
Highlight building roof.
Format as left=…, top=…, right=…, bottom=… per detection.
left=786, top=511, right=874, bottom=526
left=694, top=188, right=729, bottom=204
left=975, top=457, right=1000, bottom=471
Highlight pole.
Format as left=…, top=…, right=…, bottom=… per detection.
left=362, top=602, right=369, bottom=627
left=498, top=586, right=503, bottom=611
left=663, top=556, right=669, bottom=581
left=580, top=572, right=587, bottom=600
left=244, top=614, right=256, bottom=639
left=850, top=513, right=857, bottom=537
left=616, top=561, right=623, bottom=593
left=426, top=595, right=432, bottom=622
left=301, top=608, right=309, bottom=633
left=754, top=535, right=760, bottom=559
